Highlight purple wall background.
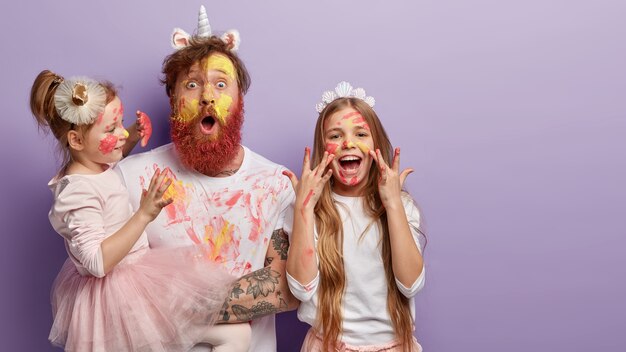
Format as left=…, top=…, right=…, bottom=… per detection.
left=1, top=0, right=624, bottom=351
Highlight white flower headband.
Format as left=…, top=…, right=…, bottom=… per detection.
left=315, top=81, right=376, bottom=113
left=171, top=5, right=240, bottom=51
left=54, top=76, right=106, bottom=125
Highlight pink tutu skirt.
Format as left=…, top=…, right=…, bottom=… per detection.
left=49, top=246, right=234, bottom=352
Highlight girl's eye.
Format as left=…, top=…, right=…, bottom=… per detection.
left=216, top=81, right=227, bottom=89
left=186, top=81, right=198, bottom=89
left=328, top=134, right=340, bottom=140
left=357, top=132, right=368, bottom=138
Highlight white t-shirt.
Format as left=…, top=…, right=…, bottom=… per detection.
left=285, top=192, right=425, bottom=346
left=116, top=143, right=295, bottom=352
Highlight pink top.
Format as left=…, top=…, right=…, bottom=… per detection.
left=48, top=167, right=148, bottom=278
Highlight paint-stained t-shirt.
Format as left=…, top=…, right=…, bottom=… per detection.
left=115, top=143, right=294, bottom=352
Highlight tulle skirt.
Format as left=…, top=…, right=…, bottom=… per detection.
left=49, top=246, right=234, bottom=352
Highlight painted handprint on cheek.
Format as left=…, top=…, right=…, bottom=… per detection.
left=99, top=135, right=118, bottom=154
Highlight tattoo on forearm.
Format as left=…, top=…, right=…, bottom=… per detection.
left=230, top=282, right=244, bottom=299
left=245, top=267, right=280, bottom=298
left=264, top=256, right=274, bottom=266
left=271, top=228, right=289, bottom=260
left=232, top=301, right=281, bottom=321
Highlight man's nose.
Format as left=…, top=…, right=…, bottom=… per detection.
left=200, top=88, right=216, bottom=106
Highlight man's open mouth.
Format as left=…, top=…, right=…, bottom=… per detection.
left=200, top=115, right=217, bottom=134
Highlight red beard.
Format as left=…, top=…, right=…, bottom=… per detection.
left=170, top=99, right=244, bottom=176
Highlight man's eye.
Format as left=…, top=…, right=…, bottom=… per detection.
left=186, top=82, right=198, bottom=89
left=216, top=82, right=226, bottom=89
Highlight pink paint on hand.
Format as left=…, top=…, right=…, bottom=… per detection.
left=137, top=111, right=153, bottom=147
left=98, top=135, right=118, bottom=154
left=303, top=189, right=314, bottom=208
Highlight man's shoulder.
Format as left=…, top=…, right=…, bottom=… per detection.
left=243, top=146, right=287, bottom=171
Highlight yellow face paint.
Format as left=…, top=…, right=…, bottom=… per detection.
left=123, top=129, right=130, bottom=138
left=214, top=94, right=233, bottom=124
left=178, top=97, right=200, bottom=122
left=204, top=54, right=236, bottom=80
left=356, top=142, right=370, bottom=154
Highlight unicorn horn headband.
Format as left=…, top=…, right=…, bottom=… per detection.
left=171, top=5, right=240, bottom=51
left=315, top=81, right=376, bottom=113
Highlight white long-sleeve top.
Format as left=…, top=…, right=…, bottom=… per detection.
left=286, top=192, right=425, bottom=346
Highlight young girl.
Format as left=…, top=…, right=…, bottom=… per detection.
left=284, top=81, right=426, bottom=352
left=30, top=70, right=250, bottom=352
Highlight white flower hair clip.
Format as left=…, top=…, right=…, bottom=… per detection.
left=315, top=81, right=375, bottom=113
left=54, top=77, right=106, bottom=125
left=171, top=5, right=240, bottom=51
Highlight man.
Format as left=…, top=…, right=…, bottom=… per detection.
left=116, top=12, right=298, bottom=351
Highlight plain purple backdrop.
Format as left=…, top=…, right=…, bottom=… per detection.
left=1, top=1, right=624, bottom=351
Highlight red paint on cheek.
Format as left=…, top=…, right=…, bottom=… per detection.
left=326, top=143, right=339, bottom=154
left=98, top=135, right=118, bottom=154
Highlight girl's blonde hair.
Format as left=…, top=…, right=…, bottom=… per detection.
left=29, top=70, right=117, bottom=175
left=312, top=97, right=418, bottom=352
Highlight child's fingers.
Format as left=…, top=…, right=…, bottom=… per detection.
left=147, top=168, right=161, bottom=194
left=321, top=169, right=333, bottom=184
left=399, top=168, right=414, bottom=187
left=282, top=170, right=299, bottom=190
left=303, top=147, right=311, bottom=172
left=315, top=152, right=329, bottom=176
left=392, top=147, right=401, bottom=171
left=159, top=197, right=174, bottom=208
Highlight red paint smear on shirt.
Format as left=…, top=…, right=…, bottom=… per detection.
left=244, top=193, right=263, bottom=242
left=98, top=135, right=118, bottom=154
left=226, top=190, right=244, bottom=207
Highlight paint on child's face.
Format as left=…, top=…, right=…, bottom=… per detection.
left=98, top=134, right=118, bottom=154
left=323, top=107, right=375, bottom=196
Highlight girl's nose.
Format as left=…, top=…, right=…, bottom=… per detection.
left=342, top=140, right=356, bottom=149
left=121, top=128, right=129, bottom=139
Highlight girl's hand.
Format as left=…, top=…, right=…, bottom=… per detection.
left=135, top=110, right=153, bottom=147
left=369, top=147, right=413, bottom=208
left=138, top=168, right=173, bottom=222
left=283, top=147, right=334, bottom=210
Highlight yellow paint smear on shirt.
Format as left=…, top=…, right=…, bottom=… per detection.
left=205, top=221, right=235, bottom=261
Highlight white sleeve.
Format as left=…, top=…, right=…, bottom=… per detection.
left=54, top=180, right=106, bottom=278
left=395, top=194, right=426, bottom=298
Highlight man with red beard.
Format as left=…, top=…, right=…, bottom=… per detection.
left=116, top=34, right=298, bottom=350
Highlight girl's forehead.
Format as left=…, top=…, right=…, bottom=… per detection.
left=324, top=107, right=368, bottom=130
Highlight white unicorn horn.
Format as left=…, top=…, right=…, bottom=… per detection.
left=197, top=5, right=211, bottom=38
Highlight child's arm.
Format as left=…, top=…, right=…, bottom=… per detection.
left=122, top=110, right=153, bottom=157
left=284, top=148, right=333, bottom=286
left=100, top=168, right=171, bottom=274
left=370, top=148, right=424, bottom=288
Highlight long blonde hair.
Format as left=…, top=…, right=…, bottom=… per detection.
left=312, top=97, right=416, bottom=351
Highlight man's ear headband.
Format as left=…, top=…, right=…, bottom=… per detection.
left=171, top=5, right=240, bottom=51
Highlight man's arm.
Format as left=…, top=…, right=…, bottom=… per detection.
left=218, top=228, right=299, bottom=323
